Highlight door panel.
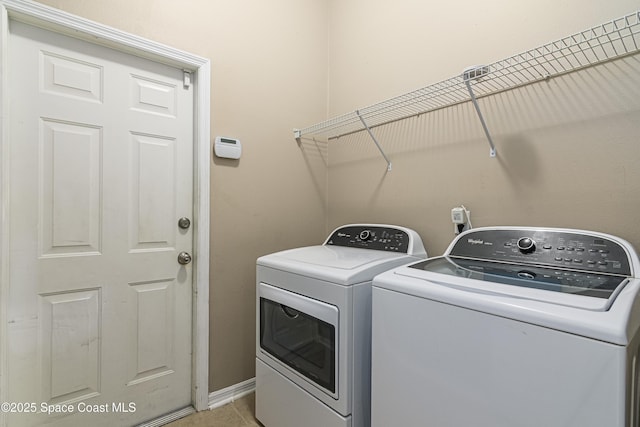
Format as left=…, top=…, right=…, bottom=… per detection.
left=41, top=51, right=103, bottom=102
left=126, top=279, right=176, bottom=386
left=129, top=133, right=176, bottom=251
left=40, top=119, right=102, bottom=256
left=130, top=74, right=177, bottom=117
left=7, top=20, right=193, bottom=427
left=39, top=289, right=101, bottom=404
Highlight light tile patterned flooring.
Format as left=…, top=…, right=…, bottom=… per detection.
left=165, top=392, right=261, bottom=427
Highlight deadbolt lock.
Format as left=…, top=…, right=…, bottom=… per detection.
left=178, top=217, right=191, bottom=229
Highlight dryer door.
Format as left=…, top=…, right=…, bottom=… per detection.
left=258, top=282, right=339, bottom=398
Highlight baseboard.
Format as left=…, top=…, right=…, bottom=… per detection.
left=208, top=377, right=256, bottom=410
left=137, top=406, right=195, bottom=427
left=136, top=377, right=256, bottom=425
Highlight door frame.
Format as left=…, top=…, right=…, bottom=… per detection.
left=0, top=0, right=211, bottom=420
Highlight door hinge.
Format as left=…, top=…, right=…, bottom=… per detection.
left=183, top=70, right=192, bottom=88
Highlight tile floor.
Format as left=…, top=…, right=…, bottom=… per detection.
left=165, top=392, right=262, bottom=427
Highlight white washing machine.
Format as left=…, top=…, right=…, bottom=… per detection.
left=372, top=226, right=640, bottom=427
left=256, top=224, right=427, bottom=427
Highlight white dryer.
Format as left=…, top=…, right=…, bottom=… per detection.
left=256, top=224, right=427, bottom=427
left=372, top=226, right=640, bottom=427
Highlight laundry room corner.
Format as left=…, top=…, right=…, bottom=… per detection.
left=326, top=0, right=640, bottom=256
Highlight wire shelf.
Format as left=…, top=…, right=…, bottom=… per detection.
left=294, top=10, right=640, bottom=141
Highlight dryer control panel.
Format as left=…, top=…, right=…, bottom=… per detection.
left=450, top=228, right=631, bottom=276
left=325, top=225, right=411, bottom=253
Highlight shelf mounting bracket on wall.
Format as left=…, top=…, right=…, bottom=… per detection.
left=356, top=110, right=392, bottom=171
left=463, top=65, right=496, bottom=158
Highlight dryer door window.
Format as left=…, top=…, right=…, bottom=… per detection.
left=258, top=283, right=338, bottom=396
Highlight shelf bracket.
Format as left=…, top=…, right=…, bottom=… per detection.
left=356, top=110, right=392, bottom=171
left=463, top=66, right=496, bottom=158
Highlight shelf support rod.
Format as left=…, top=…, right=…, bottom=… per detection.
left=356, top=110, right=392, bottom=171
left=463, top=66, right=496, bottom=158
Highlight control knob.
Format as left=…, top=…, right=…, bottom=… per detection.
left=517, top=237, right=536, bottom=254
left=359, top=230, right=372, bottom=241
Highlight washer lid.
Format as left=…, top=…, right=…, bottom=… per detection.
left=396, top=256, right=629, bottom=311
left=375, top=259, right=640, bottom=345
left=258, top=245, right=420, bottom=285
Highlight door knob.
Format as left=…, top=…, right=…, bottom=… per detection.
left=178, top=217, right=191, bottom=229
left=178, top=252, right=192, bottom=265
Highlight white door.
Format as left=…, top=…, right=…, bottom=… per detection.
left=6, top=20, right=193, bottom=426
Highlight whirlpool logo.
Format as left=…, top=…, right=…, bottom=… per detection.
left=468, top=238, right=493, bottom=246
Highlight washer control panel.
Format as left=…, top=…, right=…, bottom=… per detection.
left=450, top=228, right=631, bottom=276
left=325, top=225, right=411, bottom=253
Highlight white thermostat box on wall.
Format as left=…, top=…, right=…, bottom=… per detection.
left=214, top=136, right=242, bottom=159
